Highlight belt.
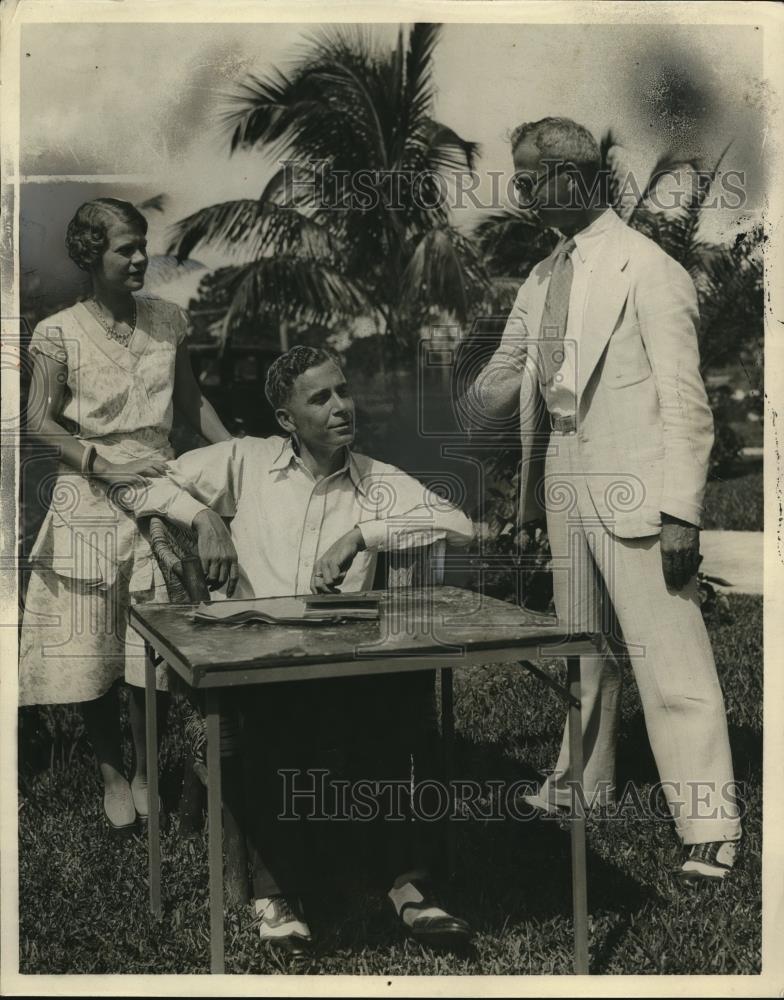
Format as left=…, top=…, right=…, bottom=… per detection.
left=549, top=413, right=576, bottom=433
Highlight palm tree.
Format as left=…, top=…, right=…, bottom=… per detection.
left=168, top=24, right=488, bottom=357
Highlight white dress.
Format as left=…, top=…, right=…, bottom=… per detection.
left=18, top=296, right=188, bottom=705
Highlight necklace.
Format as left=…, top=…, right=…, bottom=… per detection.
left=86, top=297, right=137, bottom=346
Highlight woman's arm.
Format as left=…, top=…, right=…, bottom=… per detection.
left=27, top=352, right=90, bottom=471
left=26, top=352, right=169, bottom=482
left=172, top=341, right=232, bottom=444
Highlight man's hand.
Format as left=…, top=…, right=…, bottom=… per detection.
left=660, top=514, right=701, bottom=590
left=193, top=509, right=239, bottom=596
left=311, top=527, right=366, bottom=593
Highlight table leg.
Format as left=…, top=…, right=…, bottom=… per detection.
left=145, top=645, right=161, bottom=918
left=567, top=655, right=589, bottom=975
left=440, top=668, right=455, bottom=881
left=206, top=690, right=225, bottom=974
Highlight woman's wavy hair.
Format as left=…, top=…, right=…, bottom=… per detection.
left=65, top=198, right=148, bottom=272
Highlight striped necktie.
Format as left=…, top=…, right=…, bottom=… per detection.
left=538, top=237, right=576, bottom=387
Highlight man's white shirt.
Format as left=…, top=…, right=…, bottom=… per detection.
left=135, top=435, right=474, bottom=599
left=543, top=208, right=620, bottom=417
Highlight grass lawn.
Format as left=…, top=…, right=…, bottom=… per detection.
left=703, top=458, right=763, bottom=531
left=17, top=595, right=761, bottom=976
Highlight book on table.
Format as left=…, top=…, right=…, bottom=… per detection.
left=192, top=593, right=380, bottom=625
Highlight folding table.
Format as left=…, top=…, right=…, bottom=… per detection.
left=129, top=585, right=595, bottom=974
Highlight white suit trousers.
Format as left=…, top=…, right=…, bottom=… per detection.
left=537, top=431, right=741, bottom=845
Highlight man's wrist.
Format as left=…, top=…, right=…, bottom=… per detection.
left=92, top=454, right=112, bottom=478
left=193, top=508, right=219, bottom=529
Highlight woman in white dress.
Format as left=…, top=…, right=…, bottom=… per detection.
left=19, top=198, right=233, bottom=832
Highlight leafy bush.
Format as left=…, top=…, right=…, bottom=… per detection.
left=703, top=465, right=763, bottom=531
left=709, top=418, right=744, bottom=478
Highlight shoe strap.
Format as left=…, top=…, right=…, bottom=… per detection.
left=255, top=895, right=303, bottom=922
left=398, top=901, right=450, bottom=928
left=389, top=880, right=451, bottom=927
left=688, top=841, right=736, bottom=868
left=389, top=879, right=440, bottom=914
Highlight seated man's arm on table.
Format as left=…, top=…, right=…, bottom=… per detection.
left=133, top=439, right=244, bottom=595
left=311, top=464, right=475, bottom=592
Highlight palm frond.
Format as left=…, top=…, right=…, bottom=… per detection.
left=144, top=255, right=205, bottom=284
left=409, top=120, right=480, bottom=175
left=401, top=226, right=488, bottom=322
left=167, top=199, right=334, bottom=262
left=222, top=255, right=368, bottom=330
left=136, top=193, right=168, bottom=214
left=404, top=23, right=441, bottom=136
left=474, top=208, right=558, bottom=279
left=628, top=141, right=735, bottom=269
left=598, top=129, right=622, bottom=171
left=222, top=67, right=330, bottom=159
left=597, top=130, right=630, bottom=216
left=635, top=151, right=702, bottom=210
left=224, top=27, right=388, bottom=169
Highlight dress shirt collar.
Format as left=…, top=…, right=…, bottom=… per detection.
left=564, top=208, right=620, bottom=265
left=269, top=435, right=296, bottom=472
left=267, top=435, right=367, bottom=495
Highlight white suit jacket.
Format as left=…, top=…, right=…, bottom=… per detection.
left=472, top=211, right=714, bottom=538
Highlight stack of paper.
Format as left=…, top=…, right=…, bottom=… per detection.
left=192, top=594, right=379, bottom=625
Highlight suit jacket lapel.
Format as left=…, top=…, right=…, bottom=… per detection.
left=525, top=249, right=558, bottom=345
left=576, top=223, right=631, bottom=403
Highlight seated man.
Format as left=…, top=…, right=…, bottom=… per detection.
left=135, top=346, right=475, bottom=958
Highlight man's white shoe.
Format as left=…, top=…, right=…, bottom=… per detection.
left=255, top=896, right=312, bottom=955
left=676, top=840, right=739, bottom=882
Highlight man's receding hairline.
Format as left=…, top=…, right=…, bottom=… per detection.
left=293, top=357, right=344, bottom=383
left=286, top=358, right=346, bottom=400
left=511, top=117, right=601, bottom=168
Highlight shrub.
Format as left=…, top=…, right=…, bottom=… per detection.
left=709, top=417, right=744, bottom=478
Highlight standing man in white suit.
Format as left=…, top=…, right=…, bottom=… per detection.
left=468, top=117, right=741, bottom=881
